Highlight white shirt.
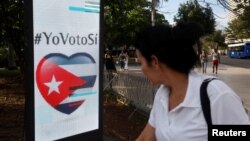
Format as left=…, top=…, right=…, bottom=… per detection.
left=148, top=71, right=250, bottom=141
left=212, top=52, right=220, bottom=61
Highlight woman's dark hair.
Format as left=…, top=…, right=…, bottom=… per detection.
left=134, top=22, right=204, bottom=74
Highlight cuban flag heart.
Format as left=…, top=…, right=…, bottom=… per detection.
left=36, top=53, right=97, bottom=114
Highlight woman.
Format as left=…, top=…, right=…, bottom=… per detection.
left=104, top=50, right=117, bottom=88
left=118, top=51, right=126, bottom=71
left=124, top=51, right=129, bottom=71
left=134, top=23, right=249, bottom=141
left=200, top=50, right=208, bottom=73
left=211, top=48, right=220, bottom=74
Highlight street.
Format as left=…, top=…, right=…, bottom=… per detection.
left=217, top=55, right=250, bottom=69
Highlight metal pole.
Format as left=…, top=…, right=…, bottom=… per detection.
left=151, top=0, right=156, bottom=26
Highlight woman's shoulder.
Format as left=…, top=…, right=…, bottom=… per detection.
left=191, top=72, right=234, bottom=98
left=206, top=79, right=240, bottom=102
left=206, top=78, right=250, bottom=124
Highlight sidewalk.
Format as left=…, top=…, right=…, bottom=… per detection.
left=125, top=63, right=250, bottom=117
left=197, top=63, right=250, bottom=97
left=196, top=63, right=250, bottom=117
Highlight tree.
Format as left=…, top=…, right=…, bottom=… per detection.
left=226, top=3, right=250, bottom=40
left=104, top=0, right=168, bottom=49
left=233, top=0, right=250, bottom=15
left=238, top=4, right=250, bottom=37
left=202, top=30, right=226, bottom=55
left=174, top=0, right=216, bottom=35
left=212, top=30, right=226, bottom=48
left=0, top=0, right=25, bottom=73
left=151, top=0, right=169, bottom=26
left=226, top=19, right=248, bottom=40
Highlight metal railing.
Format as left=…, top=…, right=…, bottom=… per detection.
left=103, top=71, right=156, bottom=113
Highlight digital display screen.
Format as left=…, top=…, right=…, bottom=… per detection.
left=33, top=0, right=100, bottom=140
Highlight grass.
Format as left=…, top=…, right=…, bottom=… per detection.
left=0, top=68, right=20, bottom=78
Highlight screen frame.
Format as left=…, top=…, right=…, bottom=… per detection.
left=25, top=0, right=103, bottom=140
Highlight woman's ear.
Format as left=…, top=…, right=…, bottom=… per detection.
left=151, top=55, right=160, bottom=69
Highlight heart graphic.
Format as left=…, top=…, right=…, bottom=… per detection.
left=36, top=53, right=97, bottom=114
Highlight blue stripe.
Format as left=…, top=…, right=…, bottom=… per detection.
left=85, top=4, right=100, bottom=9
left=45, top=53, right=96, bottom=65
left=70, top=75, right=96, bottom=90
left=80, top=75, right=96, bottom=88
left=56, top=100, right=84, bottom=114
left=85, top=1, right=100, bottom=5
left=70, top=91, right=97, bottom=97
left=69, top=6, right=99, bottom=13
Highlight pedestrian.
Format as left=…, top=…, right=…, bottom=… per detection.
left=118, top=51, right=126, bottom=71
left=211, top=48, right=220, bottom=74
left=200, top=49, right=208, bottom=73
left=124, top=51, right=129, bottom=71
left=134, top=23, right=249, bottom=141
left=104, top=50, right=117, bottom=88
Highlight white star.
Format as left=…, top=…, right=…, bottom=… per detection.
left=44, top=75, right=63, bottom=95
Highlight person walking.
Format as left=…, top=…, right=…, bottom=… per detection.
left=104, top=50, right=117, bottom=88
left=211, top=49, right=220, bottom=74
left=134, top=23, right=249, bottom=141
left=118, top=51, right=126, bottom=71
left=124, top=51, right=129, bottom=71
left=200, top=49, right=208, bottom=73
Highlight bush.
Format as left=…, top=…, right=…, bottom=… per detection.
left=0, top=68, right=20, bottom=78
left=0, top=48, right=8, bottom=68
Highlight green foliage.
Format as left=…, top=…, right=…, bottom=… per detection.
left=238, top=4, right=250, bottom=38
left=227, top=19, right=249, bottom=40
left=212, top=30, right=226, bottom=48
left=0, top=0, right=25, bottom=73
left=104, top=0, right=168, bottom=48
left=174, top=0, right=215, bottom=35
left=0, top=0, right=25, bottom=45
left=226, top=0, right=250, bottom=39
left=0, top=68, right=20, bottom=78
left=0, top=48, right=8, bottom=60
left=0, top=48, right=8, bottom=68
left=203, top=30, right=226, bottom=51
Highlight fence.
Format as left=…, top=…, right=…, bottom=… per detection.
left=103, top=71, right=156, bottom=113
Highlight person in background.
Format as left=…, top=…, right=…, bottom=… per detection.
left=200, top=49, right=208, bottom=74
left=124, top=51, right=129, bottom=71
left=119, top=51, right=126, bottom=71
left=104, top=50, right=117, bottom=88
left=211, top=48, right=220, bottom=74
left=134, top=23, right=249, bottom=141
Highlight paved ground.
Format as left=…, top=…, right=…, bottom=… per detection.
left=124, top=62, right=250, bottom=117
left=196, top=63, right=250, bottom=116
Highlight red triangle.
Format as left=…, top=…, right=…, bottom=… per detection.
left=36, top=58, right=86, bottom=107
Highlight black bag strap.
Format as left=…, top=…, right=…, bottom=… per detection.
left=200, top=78, right=216, bottom=126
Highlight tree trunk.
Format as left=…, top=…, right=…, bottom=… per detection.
left=8, top=39, right=17, bottom=70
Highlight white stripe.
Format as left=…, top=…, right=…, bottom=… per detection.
left=60, top=97, right=84, bottom=105
left=59, top=64, right=96, bottom=76
left=74, top=88, right=93, bottom=93
left=228, top=43, right=245, bottom=47
left=60, top=88, right=93, bottom=104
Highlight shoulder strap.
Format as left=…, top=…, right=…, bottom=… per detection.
left=200, top=78, right=216, bottom=126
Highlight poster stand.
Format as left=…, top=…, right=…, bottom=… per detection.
left=25, top=0, right=103, bottom=140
